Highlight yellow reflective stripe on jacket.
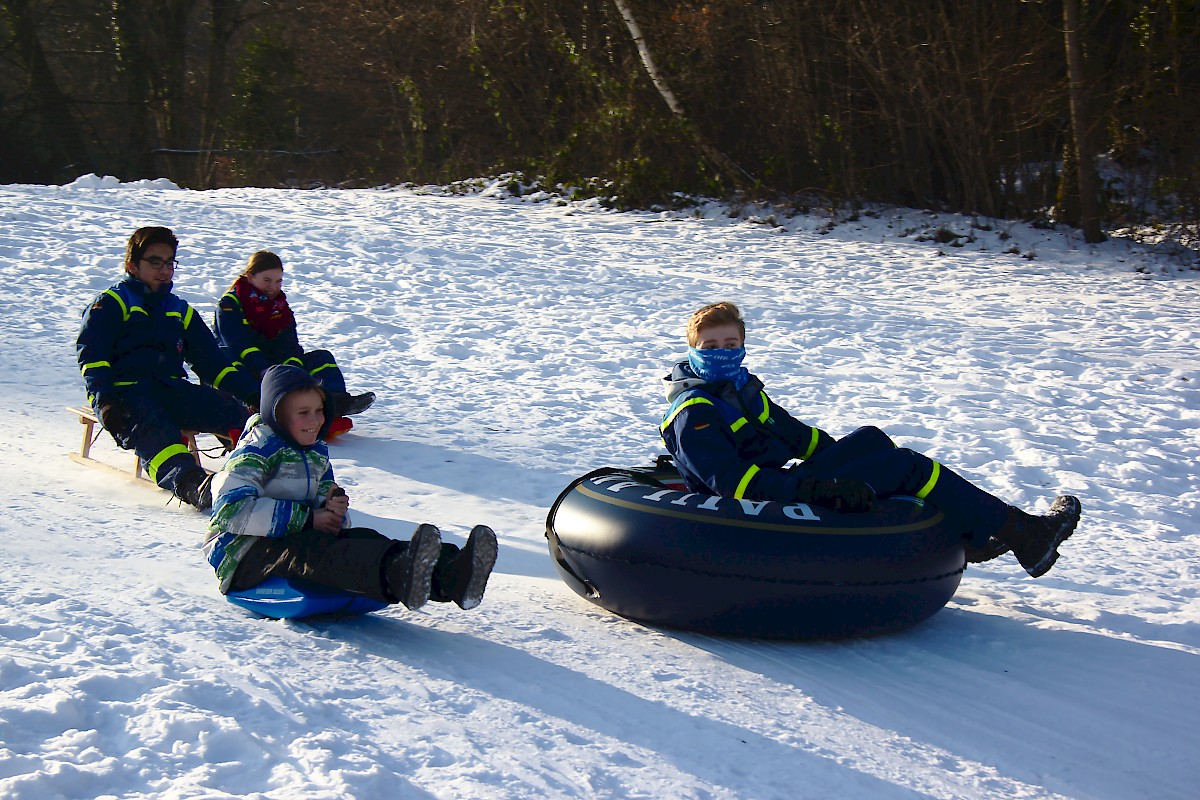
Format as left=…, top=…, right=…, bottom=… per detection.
left=915, top=461, right=941, bottom=499
left=734, top=464, right=760, bottom=499
left=212, top=365, right=238, bottom=390
left=800, top=428, right=820, bottom=460
left=660, top=396, right=714, bottom=432
left=182, top=305, right=195, bottom=328
left=147, top=442, right=192, bottom=483
left=730, top=416, right=749, bottom=432
left=80, top=359, right=112, bottom=375
left=103, top=288, right=130, bottom=321
left=309, top=361, right=335, bottom=376
left=239, top=345, right=261, bottom=360
left=757, top=391, right=770, bottom=422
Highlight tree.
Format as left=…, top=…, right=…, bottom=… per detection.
left=0, top=0, right=93, bottom=180
left=1063, top=0, right=1107, bottom=242
left=610, top=0, right=751, bottom=190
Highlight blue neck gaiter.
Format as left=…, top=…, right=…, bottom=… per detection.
left=688, top=346, right=749, bottom=389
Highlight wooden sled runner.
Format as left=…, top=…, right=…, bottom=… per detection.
left=67, top=404, right=203, bottom=486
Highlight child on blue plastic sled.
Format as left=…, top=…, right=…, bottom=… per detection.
left=659, top=301, right=1081, bottom=578
left=204, top=364, right=497, bottom=611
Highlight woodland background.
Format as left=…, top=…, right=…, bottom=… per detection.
left=1, top=1, right=1196, bottom=241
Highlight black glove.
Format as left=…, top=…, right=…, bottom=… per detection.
left=96, top=396, right=134, bottom=438
left=796, top=477, right=877, bottom=513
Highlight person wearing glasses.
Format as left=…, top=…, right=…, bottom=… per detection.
left=659, top=301, right=1082, bottom=577
left=213, top=250, right=375, bottom=436
left=76, top=226, right=261, bottom=510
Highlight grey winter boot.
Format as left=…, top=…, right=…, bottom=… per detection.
left=996, top=495, right=1082, bottom=578
left=431, top=525, right=498, bottom=610
left=385, top=524, right=442, bottom=610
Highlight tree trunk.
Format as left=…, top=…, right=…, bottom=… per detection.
left=1, top=0, right=94, bottom=180
left=110, top=0, right=157, bottom=178
left=198, top=0, right=241, bottom=187
left=1062, top=0, right=1106, bottom=243
left=610, top=0, right=752, bottom=189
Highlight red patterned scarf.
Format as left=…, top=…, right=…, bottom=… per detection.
left=232, top=275, right=296, bottom=340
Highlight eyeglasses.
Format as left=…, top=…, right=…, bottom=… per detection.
left=140, top=256, right=178, bottom=270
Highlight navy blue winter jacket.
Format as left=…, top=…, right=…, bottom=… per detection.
left=660, top=362, right=835, bottom=501
left=76, top=275, right=259, bottom=406
left=213, top=289, right=304, bottom=376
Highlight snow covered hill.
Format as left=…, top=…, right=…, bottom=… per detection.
left=0, top=177, right=1196, bottom=799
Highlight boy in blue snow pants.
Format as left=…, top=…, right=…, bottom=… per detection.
left=76, top=227, right=260, bottom=510
left=659, top=301, right=1082, bottom=578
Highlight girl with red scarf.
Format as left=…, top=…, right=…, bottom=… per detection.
left=214, top=251, right=375, bottom=431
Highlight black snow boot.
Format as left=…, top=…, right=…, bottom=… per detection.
left=964, top=536, right=1010, bottom=564
left=431, top=525, right=498, bottom=610
left=995, top=496, right=1082, bottom=578
left=175, top=469, right=214, bottom=512
left=333, top=391, right=376, bottom=417
left=385, top=524, right=442, bottom=610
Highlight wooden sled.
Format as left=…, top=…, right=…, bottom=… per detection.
left=67, top=405, right=202, bottom=486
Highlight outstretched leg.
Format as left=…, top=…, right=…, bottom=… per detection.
left=300, top=350, right=375, bottom=416
left=225, top=526, right=440, bottom=605
left=799, top=444, right=1009, bottom=545
left=804, top=443, right=1081, bottom=576
left=803, top=426, right=897, bottom=472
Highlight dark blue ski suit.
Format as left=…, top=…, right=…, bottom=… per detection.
left=659, top=362, right=1009, bottom=546
left=213, top=288, right=346, bottom=394
left=76, top=275, right=260, bottom=494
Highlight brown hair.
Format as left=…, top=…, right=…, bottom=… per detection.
left=242, top=250, right=283, bottom=276
left=231, top=250, right=283, bottom=290
left=124, top=227, right=177, bottom=271
left=687, top=301, right=745, bottom=346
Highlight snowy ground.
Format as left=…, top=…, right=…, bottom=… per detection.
left=0, top=176, right=1197, bottom=799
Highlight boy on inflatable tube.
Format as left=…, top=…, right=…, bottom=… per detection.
left=659, top=301, right=1081, bottom=578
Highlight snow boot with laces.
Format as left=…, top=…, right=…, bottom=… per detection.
left=175, top=469, right=214, bottom=512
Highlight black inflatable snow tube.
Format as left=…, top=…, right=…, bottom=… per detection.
left=545, top=465, right=965, bottom=639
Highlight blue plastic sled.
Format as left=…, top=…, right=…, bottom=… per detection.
left=226, top=577, right=389, bottom=619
